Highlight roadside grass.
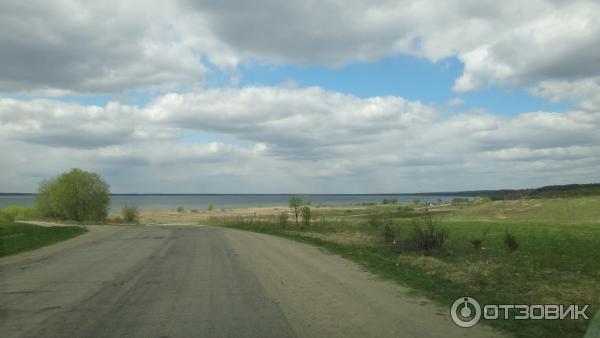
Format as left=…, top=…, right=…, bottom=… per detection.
left=442, top=196, right=600, bottom=224
left=0, top=216, right=87, bottom=257
left=210, top=197, right=600, bottom=338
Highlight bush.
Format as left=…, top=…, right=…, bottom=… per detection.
left=366, top=212, right=380, bottom=228
left=176, top=206, right=184, bottom=213
left=301, top=205, right=311, bottom=227
left=390, top=209, right=447, bottom=253
left=0, top=205, right=38, bottom=221
left=207, top=203, right=214, bottom=211
left=383, top=225, right=396, bottom=243
left=504, top=230, right=519, bottom=252
left=382, top=198, right=398, bottom=205
left=36, top=168, right=110, bottom=222
left=382, top=211, right=393, bottom=228
left=475, top=197, right=492, bottom=203
left=452, top=197, right=470, bottom=204
left=409, top=219, right=448, bottom=252
left=289, top=195, right=311, bottom=227
left=121, top=204, right=140, bottom=223
left=278, top=212, right=288, bottom=228
left=470, top=227, right=490, bottom=250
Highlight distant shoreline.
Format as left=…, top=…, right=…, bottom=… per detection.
left=2, top=182, right=597, bottom=197
left=0, top=192, right=467, bottom=196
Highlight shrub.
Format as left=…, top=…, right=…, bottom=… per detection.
left=121, top=204, right=140, bottom=223
left=470, top=239, right=483, bottom=250
left=470, top=227, right=490, bottom=250
left=36, top=168, right=110, bottom=222
left=382, top=198, right=398, bottom=205
left=278, top=212, right=288, bottom=228
left=301, top=205, right=311, bottom=227
left=396, top=206, right=414, bottom=215
left=383, top=211, right=394, bottom=227
left=452, top=197, right=470, bottom=204
left=504, top=230, right=519, bottom=252
left=366, top=212, right=380, bottom=228
left=289, top=196, right=311, bottom=228
left=391, top=209, right=447, bottom=253
left=207, top=203, right=214, bottom=211
left=409, top=219, right=448, bottom=252
left=383, top=225, right=396, bottom=243
left=0, top=205, right=38, bottom=221
left=176, top=206, right=184, bottom=213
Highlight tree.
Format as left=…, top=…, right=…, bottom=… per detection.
left=36, top=168, right=110, bottom=222
left=288, top=195, right=302, bottom=227
left=301, top=205, right=311, bottom=228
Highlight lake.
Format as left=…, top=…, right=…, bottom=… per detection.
left=0, top=194, right=463, bottom=211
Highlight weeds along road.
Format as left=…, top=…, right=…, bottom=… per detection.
left=0, top=225, right=502, bottom=338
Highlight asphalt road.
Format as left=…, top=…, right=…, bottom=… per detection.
left=0, top=225, right=502, bottom=338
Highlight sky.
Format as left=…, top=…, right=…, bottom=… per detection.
left=1, top=0, right=599, bottom=193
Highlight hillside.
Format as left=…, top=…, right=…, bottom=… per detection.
left=405, top=183, right=600, bottom=200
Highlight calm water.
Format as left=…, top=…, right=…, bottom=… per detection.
left=0, top=194, right=461, bottom=211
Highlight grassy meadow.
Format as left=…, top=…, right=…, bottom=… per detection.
left=209, top=196, right=600, bottom=338
left=0, top=216, right=87, bottom=257
left=2, top=187, right=599, bottom=336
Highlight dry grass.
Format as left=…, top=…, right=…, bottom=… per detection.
left=111, top=205, right=363, bottom=225
left=210, top=197, right=600, bottom=338
left=301, top=231, right=378, bottom=246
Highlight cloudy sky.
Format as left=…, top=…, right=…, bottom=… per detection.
left=1, top=0, right=599, bottom=193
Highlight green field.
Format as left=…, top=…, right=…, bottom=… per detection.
left=0, top=217, right=87, bottom=257
left=211, top=196, right=600, bottom=338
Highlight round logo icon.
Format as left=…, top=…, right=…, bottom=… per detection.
left=451, top=297, right=481, bottom=328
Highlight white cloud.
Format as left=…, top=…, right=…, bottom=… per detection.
left=447, top=97, right=464, bottom=106
left=452, top=1, right=600, bottom=92
left=2, top=0, right=600, bottom=104
left=0, top=99, right=139, bottom=148
left=0, top=1, right=230, bottom=94
left=143, top=87, right=436, bottom=159
left=188, top=0, right=600, bottom=97
left=1, top=1, right=600, bottom=192
left=529, top=77, right=600, bottom=112
left=1, top=88, right=599, bottom=192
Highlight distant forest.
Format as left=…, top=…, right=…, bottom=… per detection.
left=2, top=183, right=599, bottom=200
left=404, top=183, right=600, bottom=200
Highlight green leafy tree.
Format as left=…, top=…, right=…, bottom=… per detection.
left=36, top=168, right=110, bottom=222
left=288, top=195, right=303, bottom=227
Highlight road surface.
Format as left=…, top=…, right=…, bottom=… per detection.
left=0, top=225, right=502, bottom=337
